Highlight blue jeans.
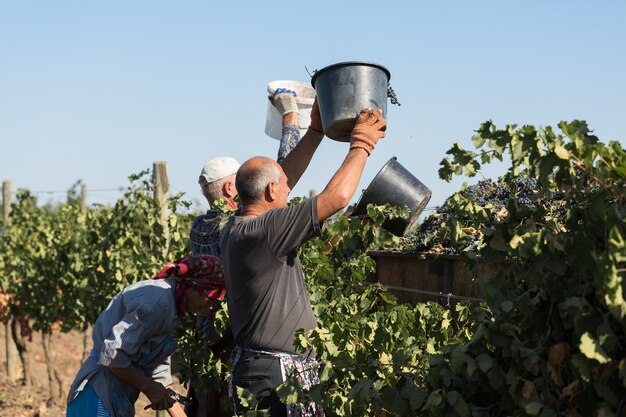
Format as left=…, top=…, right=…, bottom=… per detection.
left=66, top=382, right=112, bottom=417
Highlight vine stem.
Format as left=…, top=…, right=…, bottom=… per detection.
left=571, top=160, right=614, bottom=193
left=42, top=330, right=63, bottom=405
left=535, top=222, right=559, bottom=234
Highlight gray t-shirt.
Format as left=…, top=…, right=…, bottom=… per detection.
left=221, top=196, right=321, bottom=353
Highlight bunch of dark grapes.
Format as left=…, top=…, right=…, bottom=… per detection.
left=387, top=84, right=401, bottom=106
left=400, top=176, right=564, bottom=255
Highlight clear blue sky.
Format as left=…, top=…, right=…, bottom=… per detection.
left=2, top=1, right=625, bottom=214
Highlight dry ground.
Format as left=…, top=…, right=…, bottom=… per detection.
left=0, top=327, right=185, bottom=417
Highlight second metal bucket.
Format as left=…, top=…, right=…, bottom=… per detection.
left=352, top=157, right=432, bottom=236
left=311, top=61, right=391, bottom=142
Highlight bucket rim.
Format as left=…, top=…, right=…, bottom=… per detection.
left=311, top=61, right=391, bottom=88
left=267, top=80, right=316, bottom=102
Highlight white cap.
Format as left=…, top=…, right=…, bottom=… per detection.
left=200, top=157, right=240, bottom=183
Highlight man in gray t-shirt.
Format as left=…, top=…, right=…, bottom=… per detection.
left=221, top=108, right=387, bottom=416
left=222, top=196, right=320, bottom=353
left=188, top=90, right=323, bottom=417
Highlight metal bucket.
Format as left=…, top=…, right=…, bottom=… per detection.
left=352, top=157, right=432, bottom=236
left=311, top=61, right=391, bottom=142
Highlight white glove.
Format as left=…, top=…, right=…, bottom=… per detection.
left=269, top=88, right=298, bottom=116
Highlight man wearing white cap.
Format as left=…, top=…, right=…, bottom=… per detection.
left=190, top=156, right=241, bottom=256
left=186, top=156, right=241, bottom=417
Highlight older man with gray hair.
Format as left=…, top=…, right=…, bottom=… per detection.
left=191, top=89, right=323, bottom=256
left=221, top=108, right=387, bottom=417
left=190, top=156, right=241, bottom=256
left=185, top=156, right=241, bottom=417
left=186, top=90, right=325, bottom=417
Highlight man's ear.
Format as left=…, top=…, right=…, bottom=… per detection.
left=266, top=181, right=277, bottom=202
left=222, top=180, right=237, bottom=199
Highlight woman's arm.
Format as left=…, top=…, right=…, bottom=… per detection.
left=109, top=365, right=175, bottom=410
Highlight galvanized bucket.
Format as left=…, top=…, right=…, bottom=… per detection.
left=353, top=157, right=432, bottom=236
left=311, top=61, right=391, bottom=142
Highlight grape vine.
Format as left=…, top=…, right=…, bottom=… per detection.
left=1, top=119, right=623, bottom=416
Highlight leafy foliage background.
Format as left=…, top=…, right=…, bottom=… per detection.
left=1, top=120, right=624, bottom=416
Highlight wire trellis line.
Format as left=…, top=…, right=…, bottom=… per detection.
left=382, top=284, right=486, bottom=303
left=27, top=188, right=123, bottom=195
left=347, top=280, right=486, bottom=305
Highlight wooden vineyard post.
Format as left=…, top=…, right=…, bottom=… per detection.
left=153, top=163, right=171, bottom=417
left=153, top=161, right=170, bottom=258
left=3, top=180, right=21, bottom=383
left=153, top=164, right=172, bottom=417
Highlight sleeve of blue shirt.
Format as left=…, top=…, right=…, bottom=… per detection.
left=98, top=290, right=170, bottom=369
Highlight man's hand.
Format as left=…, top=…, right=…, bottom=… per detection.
left=309, top=97, right=323, bottom=134
left=270, top=88, right=298, bottom=116
left=349, top=109, right=386, bottom=156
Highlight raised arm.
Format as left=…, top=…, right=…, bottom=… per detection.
left=316, top=109, right=386, bottom=221
left=273, top=93, right=324, bottom=188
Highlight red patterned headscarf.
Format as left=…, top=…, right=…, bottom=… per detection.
left=152, top=254, right=226, bottom=317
